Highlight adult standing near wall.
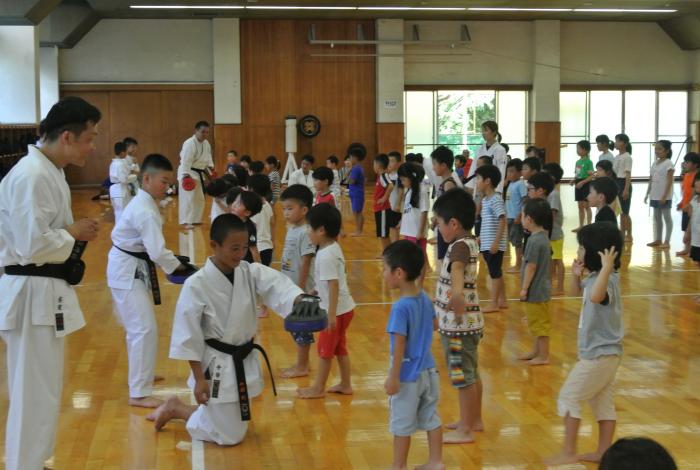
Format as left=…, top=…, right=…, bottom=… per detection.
left=465, top=120, right=508, bottom=194
left=178, top=121, right=214, bottom=228
left=0, top=96, right=101, bottom=470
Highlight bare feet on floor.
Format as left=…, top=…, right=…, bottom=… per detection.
left=518, top=352, right=536, bottom=361
left=543, top=452, right=579, bottom=465
left=153, top=375, right=165, bottom=382
left=327, top=383, right=353, bottom=395
left=445, top=421, right=483, bottom=432
left=146, top=396, right=182, bottom=431
left=481, top=305, right=500, bottom=313
left=415, top=463, right=445, bottom=470
left=578, top=452, right=604, bottom=463
left=280, top=366, right=309, bottom=378
left=527, top=357, right=550, bottom=366
left=506, top=266, right=520, bottom=273
left=350, top=232, right=363, bottom=237
left=297, top=385, right=325, bottom=399
left=443, top=430, right=475, bottom=444
left=647, top=241, right=661, bottom=247
left=498, top=303, right=509, bottom=310
left=676, top=249, right=689, bottom=256
left=129, top=396, right=163, bottom=408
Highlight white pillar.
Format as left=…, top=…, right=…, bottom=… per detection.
left=376, top=19, right=404, bottom=123
left=40, top=46, right=59, bottom=119
left=0, top=26, right=40, bottom=124
left=690, top=50, right=700, bottom=123
left=212, top=18, right=241, bottom=124
left=530, top=20, right=560, bottom=123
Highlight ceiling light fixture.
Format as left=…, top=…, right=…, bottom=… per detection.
left=468, top=8, right=572, bottom=12
left=358, top=6, right=466, bottom=10
left=130, top=5, right=245, bottom=9
left=573, top=8, right=677, bottom=13
left=247, top=5, right=356, bottom=9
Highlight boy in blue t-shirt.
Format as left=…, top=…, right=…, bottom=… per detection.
left=348, top=147, right=366, bottom=236
left=505, top=158, right=527, bottom=273
left=383, top=240, right=443, bottom=469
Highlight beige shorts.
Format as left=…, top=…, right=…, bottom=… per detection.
left=557, top=355, right=621, bottom=421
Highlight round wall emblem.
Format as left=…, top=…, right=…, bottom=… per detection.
left=298, top=115, right=321, bottom=138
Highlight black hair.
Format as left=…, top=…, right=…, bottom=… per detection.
left=123, top=137, right=138, bottom=147
left=301, top=154, right=315, bottom=165
left=502, top=143, right=510, bottom=154
left=542, top=162, right=563, bottom=185
left=404, top=153, right=423, bottom=164
left=577, top=140, right=591, bottom=153
left=39, top=97, right=102, bottom=143
left=522, top=156, right=541, bottom=173
left=247, top=173, right=272, bottom=200
left=475, top=164, right=501, bottom=188
left=249, top=160, right=265, bottom=174
left=327, top=155, right=339, bottom=166
left=206, top=177, right=235, bottom=198
left=522, top=198, right=552, bottom=231
left=195, top=121, right=210, bottom=130
left=227, top=149, right=238, bottom=156
left=388, top=151, right=402, bottom=162
left=599, top=437, right=677, bottom=470
left=482, top=120, right=500, bottom=142
left=656, top=140, right=673, bottom=158
left=431, top=145, right=454, bottom=171
left=139, top=154, right=173, bottom=183
left=344, top=155, right=351, bottom=161
left=265, top=155, right=280, bottom=169
left=221, top=173, right=239, bottom=187
left=210, top=213, right=248, bottom=245
left=226, top=188, right=262, bottom=216
left=455, top=155, right=467, bottom=166
left=527, top=171, right=555, bottom=195
left=526, top=145, right=539, bottom=155
left=477, top=155, right=493, bottom=165
left=590, top=176, right=618, bottom=204
left=280, top=184, right=313, bottom=208
left=225, top=187, right=242, bottom=206
left=240, top=155, right=252, bottom=164
left=596, top=134, right=614, bottom=151
left=312, top=166, right=334, bottom=185
left=577, top=222, right=623, bottom=271
left=307, top=203, right=342, bottom=238
left=382, top=240, right=425, bottom=282
left=114, top=141, right=127, bottom=155
left=507, top=157, right=523, bottom=172
left=374, top=153, right=389, bottom=170
left=397, top=162, right=425, bottom=208
left=596, top=159, right=617, bottom=178
left=615, top=133, right=632, bottom=154
left=683, top=152, right=700, bottom=167
left=432, top=187, right=475, bottom=231
left=347, top=142, right=367, bottom=161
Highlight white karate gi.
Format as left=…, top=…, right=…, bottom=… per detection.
left=0, top=146, right=85, bottom=470
left=170, top=259, right=303, bottom=445
left=178, top=135, right=213, bottom=225
left=288, top=168, right=315, bottom=194
left=109, top=157, right=135, bottom=223
left=210, top=196, right=228, bottom=223
left=465, top=142, right=508, bottom=193
left=107, top=189, right=181, bottom=398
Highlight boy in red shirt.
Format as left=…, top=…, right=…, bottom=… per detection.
left=373, top=154, right=395, bottom=250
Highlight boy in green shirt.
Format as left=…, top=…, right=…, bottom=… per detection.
left=572, top=140, right=595, bottom=231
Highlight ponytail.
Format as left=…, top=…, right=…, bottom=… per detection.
left=615, top=133, right=632, bottom=154
left=657, top=140, right=672, bottom=159
left=397, top=162, right=425, bottom=208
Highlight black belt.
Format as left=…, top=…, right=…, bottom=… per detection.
left=192, top=168, right=207, bottom=194
left=204, top=338, right=277, bottom=422
left=115, top=246, right=161, bottom=305
left=4, top=241, right=87, bottom=286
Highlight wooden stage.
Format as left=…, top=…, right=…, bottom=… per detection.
left=0, top=183, right=698, bottom=469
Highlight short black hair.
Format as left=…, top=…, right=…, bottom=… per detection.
left=226, top=188, right=262, bottom=216
left=240, top=155, right=252, bottom=164
left=477, top=155, right=493, bottom=165
left=431, top=145, right=454, bottom=171
left=139, top=154, right=173, bottom=183
left=475, top=164, right=501, bottom=188
left=247, top=173, right=272, bottom=200
left=522, top=198, right=552, bottom=230
left=301, top=154, right=315, bottom=165
left=232, top=165, right=248, bottom=187
left=590, top=176, right=618, bottom=204
left=123, top=137, right=138, bottom=147
left=528, top=171, right=554, bottom=195
left=683, top=152, right=700, bottom=167
left=39, top=96, right=102, bottom=143
left=206, top=177, right=235, bottom=198
left=374, top=153, right=389, bottom=169
left=249, top=161, right=265, bottom=174
left=312, top=166, right=334, bottom=184
left=404, top=153, right=423, bottom=164
left=432, top=188, right=475, bottom=230
left=327, top=155, right=339, bottom=165
left=281, top=184, right=313, bottom=208
left=348, top=142, right=366, bottom=161
left=522, top=156, right=541, bottom=172
left=455, top=155, right=467, bottom=165
left=210, top=213, right=248, bottom=245
left=307, top=203, right=342, bottom=238
left=226, top=186, right=242, bottom=205
left=596, top=159, right=616, bottom=178
left=576, top=222, right=623, bottom=272
left=388, top=151, right=402, bottom=162
left=542, top=162, right=563, bottom=184
left=195, top=121, right=210, bottom=130
left=227, top=149, right=238, bottom=156
left=221, top=173, right=239, bottom=187
left=507, top=157, right=523, bottom=172
left=265, top=155, right=280, bottom=169
left=599, top=437, right=677, bottom=470
left=114, top=141, right=127, bottom=155
left=382, top=240, right=424, bottom=281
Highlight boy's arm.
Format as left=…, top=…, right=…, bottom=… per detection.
left=589, top=252, right=615, bottom=304
left=623, top=169, right=632, bottom=199
left=443, top=179, right=457, bottom=191
left=570, top=260, right=584, bottom=296
left=385, top=333, right=406, bottom=396
left=418, top=211, right=428, bottom=239
left=326, top=279, right=339, bottom=330
left=491, top=215, right=507, bottom=254
left=189, top=360, right=210, bottom=405
left=298, top=254, right=313, bottom=290
left=520, top=262, right=537, bottom=300
left=250, top=245, right=261, bottom=264
left=250, top=263, right=304, bottom=316
left=379, top=182, right=394, bottom=205
left=661, top=169, right=674, bottom=203
left=449, top=261, right=466, bottom=315
left=140, top=215, right=184, bottom=274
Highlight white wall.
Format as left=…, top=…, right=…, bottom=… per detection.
left=213, top=18, right=241, bottom=124
left=40, top=46, right=59, bottom=118
left=59, top=19, right=213, bottom=83
left=0, top=26, right=40, bottom=124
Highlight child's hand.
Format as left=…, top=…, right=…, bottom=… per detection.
left=575, top=181, right=583, bottom=189
left=448, top=295, right=465, bottom=315
left=519, top=289, right=528, bottom=301
left=327, top=315, right=337, bottom=331
left=598, top=247, right=618, bottom=271
left=194, top=379, right=210, bottom=405
left=384, top=376, right=400, bottom=396
left=489, top=242, right=498, bottom=254
left=683, top=231, right=690, bottom=244
left=571, top=259, right=585, bottom=277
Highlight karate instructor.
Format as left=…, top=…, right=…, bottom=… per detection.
left=178, top=120, right=214, bottom=228
left=0, top=97, right=101, bottom=470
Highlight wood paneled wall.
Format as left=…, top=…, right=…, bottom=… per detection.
left=60, top=85, right=213, bottom=186
left=532, top=121, right=561, bottom=164
left=376, top=123, right=404, bottom=155
left=215, top=19, right=377, bottom=178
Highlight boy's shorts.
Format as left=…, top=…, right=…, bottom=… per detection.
left=616, top=178, right=632, bottom=215
left=574, top=180, right=590, bottom=201
left=388, top=210, right=402, bottom=229
left=349, top=192, right=365, bottom=213
left=389, top=368, right=441, bottom=436
left=550, top=238, right=563, bottom=260
left=480, top=250, right=504, bottom=279
left=404, top=236, right=427, bottom=255
left=557, top=355, right=620, bottom=421
left=375, top=210, right=392, bottom=238
left=317, top=311, right=353, bottom=359
left=436, top=230, right=448, bottom=260
left=440, top=334, right=481, bottom=388
left=291, top=331, right=314, bottom=346
left=508, top=219, right=524, bottom=248
left=525, top=301, right=551, bottom=337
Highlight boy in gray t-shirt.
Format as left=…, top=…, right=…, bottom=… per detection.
left=519, top=199, right=552, bottom=366
left=544, top=163, right=565, bottom=296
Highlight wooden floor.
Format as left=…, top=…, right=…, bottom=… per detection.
left=1, top=182, right=698, bottom=470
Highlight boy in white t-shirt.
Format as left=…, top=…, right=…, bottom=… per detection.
left=298, top=203, right=356, bottom=399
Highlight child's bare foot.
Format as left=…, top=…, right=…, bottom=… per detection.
left=528, top=357, right=550, bottom=366
left=506, top=266, right=520, bottom=273
left=518, top=352, right=536, bottom=361
left=498, top=302, right=509, bottom=310
left=676, top=249, right=689, bottom=256
left=297, top=385, right=326, bottom=399
left=415, top=463, right=445, bottom=470
left=147, top=396, right=181, bottom=431
left=445, top=421, right=483, bottom=432
left=257, top=306, right=269, bottom=318
left=129, top=396, right=163, bottom=408
left=153, top=375, right=164, bottom=382
left=443, top=430, right=475, bottom=444
left=543, top=452, right=579, bottom=465
left=646, top=241, right=660, bottom=247
left=578, top=452, right=604, bottom=463
left=571, top=227, right=581, bottom=233
left=327, top=383, right=353, bottom=395
left=280, top=366, right=309, bottom=378
left=659, top=243, right=670, bottom=249
left=481, top=304, right=499, bottom=313
left=350, top=231, right=363, bottom=237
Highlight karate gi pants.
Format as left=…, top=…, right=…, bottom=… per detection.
left=111, top=196, right=125, bottom=224
left=111, top=279, right=157, bottom=398
left=1, top=304, right=64, bottom=470
left=178, top=177, right=204, bottom=225
left=187, top=401, right=248, bottom=446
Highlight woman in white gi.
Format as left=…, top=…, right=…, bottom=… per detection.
left=0, top=97, right=101, bottom=470
left=148, top=214, right=308, bottom=445
left=178, top=121, right=214, bottom=228
left=464, top=121, right=508, bottom=194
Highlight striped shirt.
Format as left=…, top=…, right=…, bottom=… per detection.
left=479, top=193, right=507, bottom=252
left=268, top=170, right=281, bottom=203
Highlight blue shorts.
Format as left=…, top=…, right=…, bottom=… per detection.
left=389, top=368, right=441, bottom=436
left=349, top=192, right=365, bottom=213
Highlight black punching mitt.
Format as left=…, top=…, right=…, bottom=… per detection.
left=284, top=294, right=328, bottom=333
left=166, top=256, right=199, bottom=284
